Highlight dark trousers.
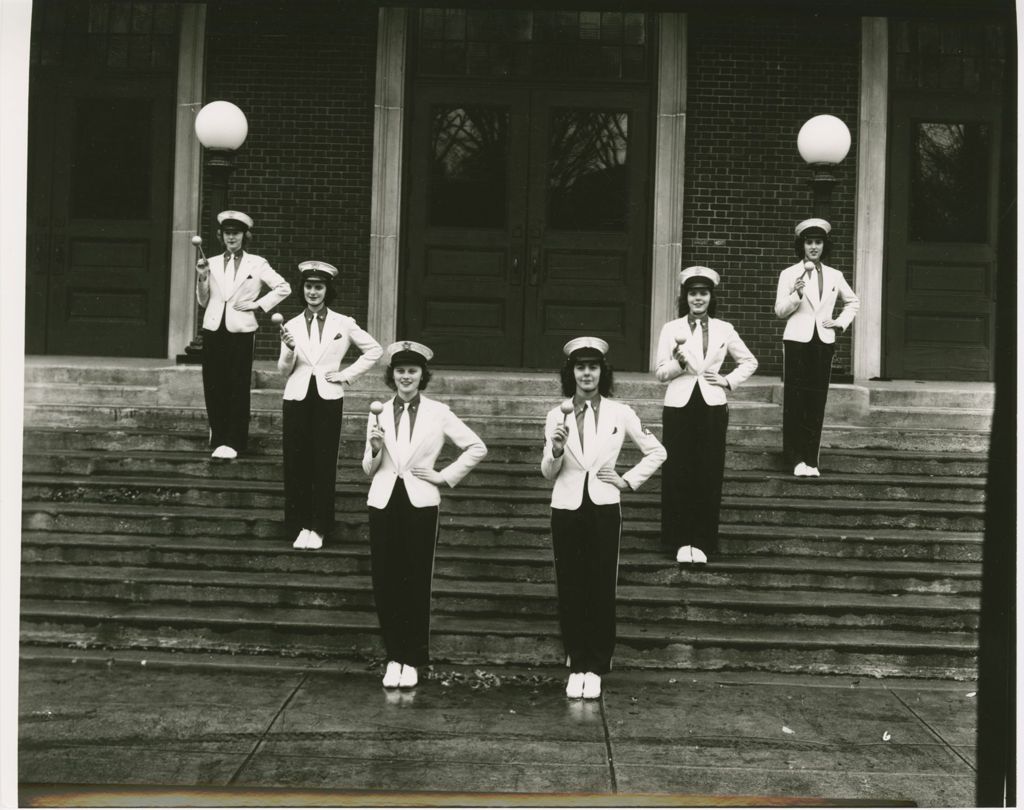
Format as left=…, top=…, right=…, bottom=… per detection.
left=551, top=482, right=622, bottom=675
left=660, top=388, right=728, bottom=554
left=783, top=334, right=835, bottom=468
left=201, top=323, right=255, bottom=452
left=369, top=479, right=440, bottom=667
left=282, top=378, right=344, bottom=537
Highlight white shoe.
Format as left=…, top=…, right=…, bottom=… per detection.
left=793, top=462, right=810, bottom=477
left=306, top=530, right=323, bottom=550
left=382, top=661, right=402, bottom=688
left=565, top=672, right=584, bottom=699
left=805, top=466, right=821, bottom=477
left=292, top=529, right=310, bottom=549
left=676, top=545, right=708, bottom=564
left=399, top=665, right=418, bottom=688
left=211, top=445, right=229, bottom=459
left=221, top=446, right=238, bottom=460
left=582, top=672, right=601, bottom=699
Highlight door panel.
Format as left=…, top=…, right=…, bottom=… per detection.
left=43, top=83, right=173, bottom=356
left=886, top=98, right=999, bottom=380
left=523, top=90, right=648, bottom=368
left=26, top=0, right=179, bottom=357
left=405, top=87, right=529, bottom=366
left=404, top=85, right=650, bottom=369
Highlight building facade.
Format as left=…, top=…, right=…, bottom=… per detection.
left=24, top=1, right=1011, bottom=380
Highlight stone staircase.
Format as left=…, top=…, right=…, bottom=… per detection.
left=19, top=358, right=992, bottom=679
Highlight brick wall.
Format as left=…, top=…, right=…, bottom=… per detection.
left=202, top=1, right=378, bottom=360
left=681, top=14, right=861, bottom=377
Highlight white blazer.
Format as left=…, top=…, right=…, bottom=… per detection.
left=362, top=396, right=487, bottom=508
left=654, top=317, right=758, bottom=407
left=774, top=262, right=859, bottom=344
left=541, top=397, right=666, bottom=510
left=197, top=252, right=291, bottom=333
left=278, top=310, right=382, bottom=401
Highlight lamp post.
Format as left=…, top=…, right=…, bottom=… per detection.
left=178, top=101, right=249, bottom=363
left=797, top=114, right=851, bottom=221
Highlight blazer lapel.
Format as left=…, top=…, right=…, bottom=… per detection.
left=805, top=265, right=821, bottom=309
left=587, top=401, right=615, bottom=467
left=227, top=253, right=250, bottom=298
left=683, top=322, right=705, bottom=370
left=210, top=255, right=230, bottom=300
left=307, top=310, right=333, bottom=364
left=405, top=397, right=436, bottom=462
left=294, top=315, right=316, bottom=366
left=706, top=319, right=726, bottom=362
left=382, top=399, right=401, bottom=464
left=564, top=407, right=585, bottom=465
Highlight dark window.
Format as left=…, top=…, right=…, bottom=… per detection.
left=417, top=9, right=649, bottom=82
left=891, top=18, right=1005, bottom=94
left=909, top=121, right=991, bottom=243
left=31, top=1, right=179, bottom=73
left=547, top=109, right=629, bottom=231
left=71, top=98, right=152, bottom=220
left=429, top=106, right=509, bottom=228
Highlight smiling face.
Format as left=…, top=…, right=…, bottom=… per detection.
left=393, top=364, right=424, bottom=400
left=573, top=360, right=602, bottom=397
left=803, top=236, right=825, bottom=262
left=220, top=227, right=245, bottom=253
left=303, top=280, right=327, bottom=310
left=686, top=285, right=712, bottom=317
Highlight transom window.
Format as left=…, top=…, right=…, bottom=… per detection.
left=416, top=9, right=650, bottom=82
left=31, top=1, right=179, bottom=72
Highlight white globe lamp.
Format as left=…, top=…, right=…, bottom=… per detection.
left=797, top=114, right=851, bottom=166
left=194, top=101, right=249, bottom=151
left=797, top=115, right=850, bottom=219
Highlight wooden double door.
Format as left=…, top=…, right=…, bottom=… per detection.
left=885, top=95, right=1002, bottom=381
left=404, top=84, right=651, bottom=369
left=26, top=73, right=175, bottom=357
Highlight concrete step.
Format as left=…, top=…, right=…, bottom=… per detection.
left=20, top=527, right=982, bottom=593
left=26, top=360, right=993, bottom=409
left=19, top=563, right=979, bottom=632
left=19, top=451, right=987, bottom=504
left=21, top=472, right=986, bottom=532
left=867, top=383, right=995, bottom=410
left=22, top=427, right=991, bottom=477
left=866, top=405, right=992, bottom=431
left=20, top=361, right=992, bottom=680
left=18, top=598, right=978, bottom=678
left=23, top=403, right=992, bottom=451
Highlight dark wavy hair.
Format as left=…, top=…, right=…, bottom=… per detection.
left=677, top=283, right=719, bottom=318
left=301, top=275, right=335, bottom=305
left=559, top=355, right=614, bottom=398
left=793, top=231, right=832, bottom=261
left=384, top=360, right=432, bottom=391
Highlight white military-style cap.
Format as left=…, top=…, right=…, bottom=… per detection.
left=795, top=217, right=831, bottom=237
left=679, top=265, right=720, bottom=288
left=298, top=260, right=338, bottom=281
left=562, top=336, right=610, bottom=359
left=387, top=340, right=434, bottom=364
left=217, top=210, right=254, bottom=230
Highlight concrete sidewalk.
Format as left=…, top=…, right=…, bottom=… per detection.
left=17, top=652, right=976, bottom=807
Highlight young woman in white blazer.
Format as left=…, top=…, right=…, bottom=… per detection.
left=655, top=266, right=758, bottom=565
left=542, top=337, right=666, bottom=700
left=278, top=261, right=382, bottom=551
left=363, top=342, right=487, bottom=689
left=774, top=218, right=859, bottom=477
left=196, top=210, right=291, bottom=460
